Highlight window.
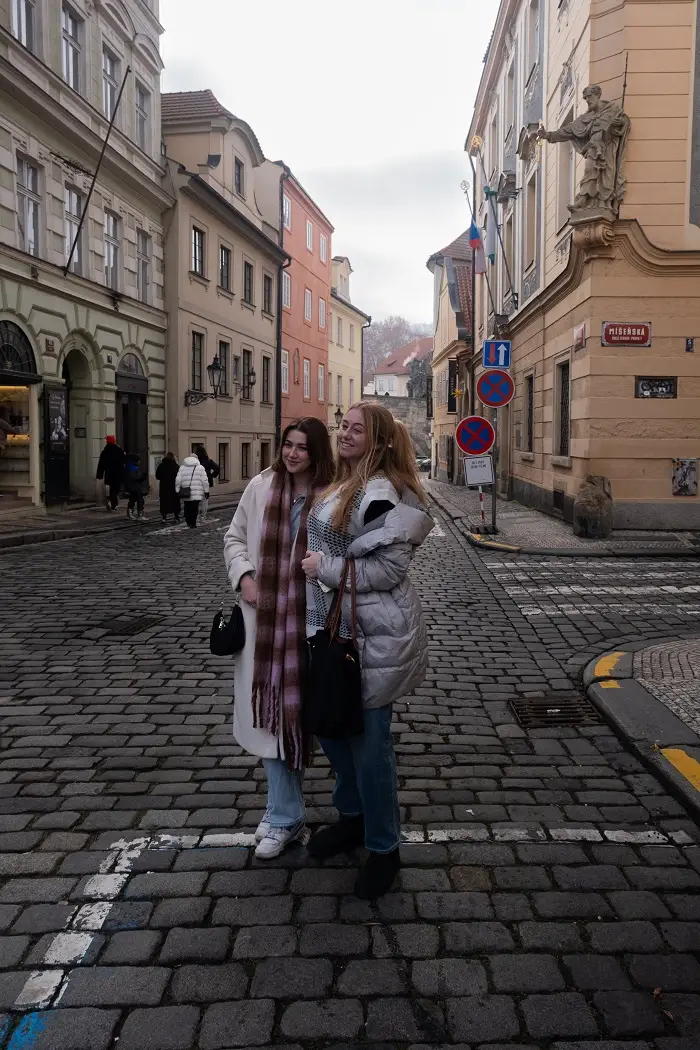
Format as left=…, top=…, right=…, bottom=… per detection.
left=505, top=62, right=515, bottom=134
left=234, top=157, right=245, bottom=197
left=388, top=375, right=396, bottom=393
left=135, top=81, right=150, bottom=151
left=504, top=213, right=514, bottom=285
left=282, top=270, right=291, bottom=309
left=242, top=348, right=253, bottom=399
left=17, top=158, right=40, bottom=257
left=556, top=360, right=570, bottom=457
left=243, top=261, right=254, bottom=304
left=488, top=111, right=498, bottom=178
left=303, top=358, right=310, bottom=399
left=136, top=229, right=150, bottom=302
left=525, top=373, right=534, bottom=452
left=219, top=245, right=231, bottom=290
left=320, top=233, right=327, bottom=263
left=241, top=442, right=251, bottom=479
left=557, top=109, right=575, bottom=230
left=527, top=0, right=539, bottom=78
left=328, top=373, right=333, bottom=399
left=349, top=378, right=355, bottom=405
left=262, top=355, right=271, bottom=403
left=218, top=442, right=229, bottom=483
left=349, top=325, right=355, bottom=351
left=192, top=226, right=205, bottom=276
left=218, top=341, right=230, bottom=396
left=306, top=220, right=313, bottom=251
left=263, top=273, right=273, bottom=314
left=103, top=210, right=120, bottom=289
left=336, top=317, right=343, bottom=346
left=102, top=46, right=120, bottom=120
left=11, top=0, right=35, bottom=50
left=283, top=194, right=291, bottom=229
left=64, top=185, right=83, bottom=273
left=318, top=363, right=325, bottom=402
left=336, top=374, right=343, bottom=407
left=191, top=331, right=203, bottom=390
left=281, top=349, right=289, bottom=394
left=304, top=288, right=312, bottom=322
left=62, top=6, right=82, bottom=91
left=525, top=173, right=537, bottom=271
left=329, top=313, right=333, bottom=341
left=260, top=442, right=271, bottom=471
left=319, top=297, right=326, bottom=329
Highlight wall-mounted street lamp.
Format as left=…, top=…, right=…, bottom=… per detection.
left=329, top=406, right=343, bottom=431
left=185, top=355, right=256, bottom=406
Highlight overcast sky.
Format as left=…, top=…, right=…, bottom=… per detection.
left=161, top=0, right=501, bottom=325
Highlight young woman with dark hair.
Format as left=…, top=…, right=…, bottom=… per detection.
left=302, top=402, right=433, bottom=899
left=223, top=418, right=334, bottom=858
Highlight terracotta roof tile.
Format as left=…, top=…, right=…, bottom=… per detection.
left=374, top=337, right=434, bottom=376
left=162, top=90, right=235, bottom=123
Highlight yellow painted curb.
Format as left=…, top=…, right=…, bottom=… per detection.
left=599, top=680, right=621, bottom=689
left=469, top=534, right=522, bottom=553
left=593, top=651, right=625, bottom=679
left=661, top=748, right=700, bottom=792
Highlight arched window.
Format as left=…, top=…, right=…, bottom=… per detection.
left=0, top=321, right=37, bottom=377
left=118, top=352, right=144, bottom=375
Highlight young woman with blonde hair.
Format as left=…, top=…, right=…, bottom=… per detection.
left=301, top=402, right=433, bottom=898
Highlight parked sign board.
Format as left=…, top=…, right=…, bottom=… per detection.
left=464, top=455, right=494, bottom=487
left=601, top=322, right=651, bottom=347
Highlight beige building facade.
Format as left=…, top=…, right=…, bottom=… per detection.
left=468, top=0, right=700, bottom=527
left=162, top=91, right=287, bottom=492
left=0, top=0, right=170, bottom=506
left=327, top=256, right=370, bottom=426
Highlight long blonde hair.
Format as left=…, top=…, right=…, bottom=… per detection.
left=328, top=401, right=426, bottom=530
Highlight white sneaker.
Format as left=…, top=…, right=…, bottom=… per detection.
left=255, top=817, right=272, bottom=842
left=254, top=821, right=305, bottom=860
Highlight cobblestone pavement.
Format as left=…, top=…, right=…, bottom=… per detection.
left=0, top=511, right=699, bottom=1047
left=635, top=639, right=700, bottom=738
left=427, top=480, right=699, bottom=552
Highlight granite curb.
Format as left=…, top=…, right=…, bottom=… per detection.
left=584, top=645, right=700, bottom=825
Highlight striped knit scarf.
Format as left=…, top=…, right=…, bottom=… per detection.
left=251, top=470, right=310, bottom=770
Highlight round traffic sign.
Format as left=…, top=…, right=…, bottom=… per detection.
left=477, top=368, right=515, bottom=409
left=455, top=415, right=495, bottom=456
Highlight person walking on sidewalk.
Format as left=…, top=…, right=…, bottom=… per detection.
left=175, top=454, right=209, bottom=528
left=96, top=435, right=125, bottom=512
left=223, top=418, right=334, bottom=859
left=124, top=452, right=148, bottom=520
left=156, top=452, right=181, bottom=523
left=196, top=445, right=219, bottom=523
left=301, top=404, right=433, bottom=899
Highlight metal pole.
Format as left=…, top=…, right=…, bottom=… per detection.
left=64, top=66, right=131, bottom=277
left=491, top=408, right=498, bottom=533
left=478, top=484, right=486, bottom=530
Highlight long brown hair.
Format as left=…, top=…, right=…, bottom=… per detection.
left=272, top=417, right=334, bottom=489
left=328, top=401, right=426, bottom=530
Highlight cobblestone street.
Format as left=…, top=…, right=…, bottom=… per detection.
left=0, top=508, right=699, bottom=1048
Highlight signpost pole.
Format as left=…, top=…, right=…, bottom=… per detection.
left=491, top=408, right=498, bottom=533
left=478, top=485, right=486, bottom=529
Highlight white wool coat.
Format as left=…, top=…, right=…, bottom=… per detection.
left=222, top=469, right=283, bottom=759
left=175, top=457, right=209, bottom=501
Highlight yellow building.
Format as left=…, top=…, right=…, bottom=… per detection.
left=327, top=257, right=370, bottom=427
left=427, top=232, right=473, bottom=482
left=468, top=0, right=700, bottom=527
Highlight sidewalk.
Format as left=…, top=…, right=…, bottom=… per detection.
left=427, top=479, right=700, bottom=557
left=586, top=635, right=700, bottom=823
left=0, top=490, right=240, bottom=549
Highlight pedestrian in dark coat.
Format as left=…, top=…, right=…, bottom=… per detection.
left=96, top=435, right=126, bottom=511
left=124, top=453, right=148, bottom=520
left=155, top=452, right=181, bottom=523
left=195, top=445, right=220, bottom=522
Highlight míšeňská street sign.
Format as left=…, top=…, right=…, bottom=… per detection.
left=455, top=415, right=496, bottom=456
left=601, top=322, right=651, bottom=347
left=477, top=369, right=515, bottom=409
left=482, top=340, right=512, bottom=369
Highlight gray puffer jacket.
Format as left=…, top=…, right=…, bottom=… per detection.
left=314, top=489, right=434, bottom=709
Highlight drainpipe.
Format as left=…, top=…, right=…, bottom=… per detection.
left=275, top=165, right=291, bottom=450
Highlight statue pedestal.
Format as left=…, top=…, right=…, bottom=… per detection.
left=568, top=211, right=616, bottom=260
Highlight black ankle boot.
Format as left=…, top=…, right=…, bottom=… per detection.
left=307, top=814, right=364, bottom=860
left=354, top=847, right=401, bottom=900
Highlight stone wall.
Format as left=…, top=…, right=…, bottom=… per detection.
left=364, top=395, right=430, bottom=457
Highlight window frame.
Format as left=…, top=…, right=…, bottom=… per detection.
left=11, top=0, right=35, bottom=52
left=219, top=244, right=231, bottom=291
left=349, top=377, right=355, bottom=405
left=320, top=233, right=327, bottom=264
left=554, top=357, right=571, bottom=459
left=241, top=441, right=251, bottom=480
left=318, top=363, right=325, bottom=403
left=303, top=358, right=310, bottom=400
left=281, top=349, right=289, bottom=395
left=234, top=157, right=245, bottom=198
left=282, top=270, right=291, bottom=309
left=103, top=209, right=120, bottom=290
left=304, top=287, right=312, bottom=323
left=135, top=80, right=150, bottom=152
left=243, top=260, right=254, bottom=305
left=242, top=347, right=253, bottom=400
left=102, top=45, right=120, bottom=121
left=349, top=324, right=355, bottom=351
left=16, top=157, right=41, bottom=258
left=282, top=194, right=291, bottom=230
left=336, top=316, right=343, bottom=346
left=217, top=442, right=229, bottom=483
left=262, top=355, right=271, bottom=403
left=263, top=273, right=273, bottom=315
left=306, top=219, right=313, bottom=252
left=319, top=297, right=326, bottom=329
left=524, top=171, right=537, bottom=272
left=191, top=330, right=203, bottom=391
left=217, top=340, right=230, bottom=397
left=191, top=225, right=205, bottom=277
left=62, top=4, right=82, bottom=93
left=136, top=228, right=150, bottom=303
left=64, top=184, right=83, bottom=274
left=525, top=372, right=534, bottom=453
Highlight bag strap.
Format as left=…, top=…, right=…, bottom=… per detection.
left=326, top=558, right=357, bottom=646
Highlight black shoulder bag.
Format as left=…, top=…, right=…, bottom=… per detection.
left=179, top=465, right=197, bottom=501
left=210, top=597, right=246, bottom=656
left=305, top=559, right=363, bottom=738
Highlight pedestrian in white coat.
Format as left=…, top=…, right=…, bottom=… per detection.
left=175, top=455, right=209, bottom=528
left=223, top=418, right=334, bottom=859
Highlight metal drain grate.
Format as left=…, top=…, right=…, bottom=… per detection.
left=97, top=614, right=163, bottom=637
left=509, top=694, right=603, bottom=729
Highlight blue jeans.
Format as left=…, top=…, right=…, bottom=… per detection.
left=263, top=757, right=305, bottom=828
left=319, top=705, right=400, bottom=854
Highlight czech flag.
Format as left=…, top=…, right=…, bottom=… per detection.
left=469, top=221, right=487, bottom=275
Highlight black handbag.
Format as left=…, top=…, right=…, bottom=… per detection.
left=180, top=465, right=197, bottom=501
left=210, top=601, right=245, bottom=656
left=306, top=559, right=363, bottom=739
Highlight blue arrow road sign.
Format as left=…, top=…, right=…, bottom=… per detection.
left=482, top=340, right=512, bottom=369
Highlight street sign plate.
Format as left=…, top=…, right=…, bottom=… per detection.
left=601, top=322, right=651, bottom=347
left=455, top=415, right=495, bottom=456
left=482, top=339, right=512, bottom=369
left=464, top=455, right=494, bottom=486
left=477, top=369, right=515, bottom=409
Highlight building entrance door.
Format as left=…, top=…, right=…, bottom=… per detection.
left=116, top=354, right=149, bottom=479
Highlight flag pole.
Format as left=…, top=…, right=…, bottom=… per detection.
left=461, top=167, right=499, bottom=326
left=474, top=148, right=517, bottom=315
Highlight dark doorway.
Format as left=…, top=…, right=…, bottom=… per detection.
left=43, top=382, right=70, bottom=504
left=116, top=354, right=149, bottom=478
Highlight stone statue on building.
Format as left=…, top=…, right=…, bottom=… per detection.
left=538, top=84, right=631, bottom=219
